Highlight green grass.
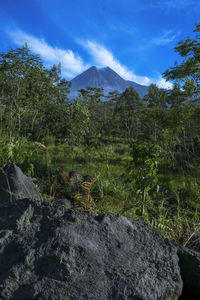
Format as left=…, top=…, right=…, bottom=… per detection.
left=1, top=137, right=199, bottom=251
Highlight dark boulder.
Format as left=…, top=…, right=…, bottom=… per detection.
left=0, top=164, right=185, bottom=299
left=0, top=163, right=42, bottom=202
left=177, top=245, right=200, bottom=299
left=0, top=197, right=182, bottom=300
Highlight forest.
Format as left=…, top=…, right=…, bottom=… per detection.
left=0, top=24, right=200, bottom=251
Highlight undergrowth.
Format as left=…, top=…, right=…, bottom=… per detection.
left=0, top=136, right=200, bottom=252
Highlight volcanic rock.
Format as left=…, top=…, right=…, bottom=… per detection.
left=1, top=164, right=194, bottom=299
left=177, top=245, right=200, bottom=299
left=0, top=199, right=182, bottom=299
left=0, top=163, right=42, bottom=202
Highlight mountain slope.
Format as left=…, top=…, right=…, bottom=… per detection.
left=69, top=66, right=149, bottom=99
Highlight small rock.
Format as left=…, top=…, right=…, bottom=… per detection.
left=0, top=163, right=42, bottom=202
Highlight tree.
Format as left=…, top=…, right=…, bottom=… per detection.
left=129, top=141, right=160, bottom=216
left=167, top=84, right=186, bottom=107
left=68, top=96, right=90, bottom=146
left=102, top=90, right=121, bottom=137
left=144, top=84, right=168, bottom=108
left=115, top=86, right=143, bottom=139
left=0, top=44, right=71, bottom=139
left=77, top=87, right=105, bottom=144
left=162, top=24, right=200, bottom=168
left=163, top=23, right=200, bottom=98
left=117, top=86, right=142, bottom=110
left=140, top=85, right=167, bottom=143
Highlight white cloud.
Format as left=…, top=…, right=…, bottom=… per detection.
left=79, top=40, right=151, bottom=85
left=152, top=30, right=178, bottom=46
left=8, top=30, right=173, bottom=89
left=155, top=76, right=173, bottom=89
left=8, top=30, right=89, bottom=78
left=138, top=30, right=179, bottom=52
left=79, top=39, right=174, bottom=89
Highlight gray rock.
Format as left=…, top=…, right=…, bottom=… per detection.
left=0, top=163, right=42, bottom=202
left=53, top=198, right=72, bottom=208
left=0, top=196, right=182, bottom=300
left=177, top=245, right=200, bottom=297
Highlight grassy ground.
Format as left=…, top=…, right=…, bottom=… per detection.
left=1, top=137, right=199, bottom=251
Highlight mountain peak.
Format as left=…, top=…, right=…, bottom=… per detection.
left=99, top=66, right=110, bottom=70
left=69, top=66, right=148, bottom=99
left=89, top=66, right=98, bottom=70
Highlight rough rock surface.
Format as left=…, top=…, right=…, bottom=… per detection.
left=0, top=164, right=188, bottom=299
left=0, top=163, right=42, bottom=202
left=0, top=197, right=182, bottom=300
left=177, top=245, right=200, bottom=298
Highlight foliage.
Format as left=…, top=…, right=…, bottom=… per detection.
left=143, top=84, right=168, bottom=108
left=129, top=141, right=160, bottom=215
left=0, top=136, right=42, bottom=177
left=0, top=44, right=71, bottom=139
left=114, top=86, right=143, bottom=139
left=163, top=23, right=200, bottom=98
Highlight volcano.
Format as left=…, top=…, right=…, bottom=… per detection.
left=69, top=66, right=149, bottom=99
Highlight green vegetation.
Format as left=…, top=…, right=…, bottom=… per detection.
left=0, top=25, right=200, bottom=251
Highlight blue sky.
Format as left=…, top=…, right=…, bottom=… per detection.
left=0, top=0, right=199, bottom=88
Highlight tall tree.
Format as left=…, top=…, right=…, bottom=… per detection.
left=143, top=84, right=168, bottom=108
left=77, top=87, right=105, bottom=143
left=0, top=44, right=71, bottom=139
left=162, top=24, right=200, bottom=166
left=115, top=86, right=142, bottom=139
left=163, top=23, right=200, bottom=98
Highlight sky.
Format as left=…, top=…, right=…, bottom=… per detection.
left=0, top=0, right=199, bottom=88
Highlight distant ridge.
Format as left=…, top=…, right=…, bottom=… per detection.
left=69, top=66, right=149, bottom=99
